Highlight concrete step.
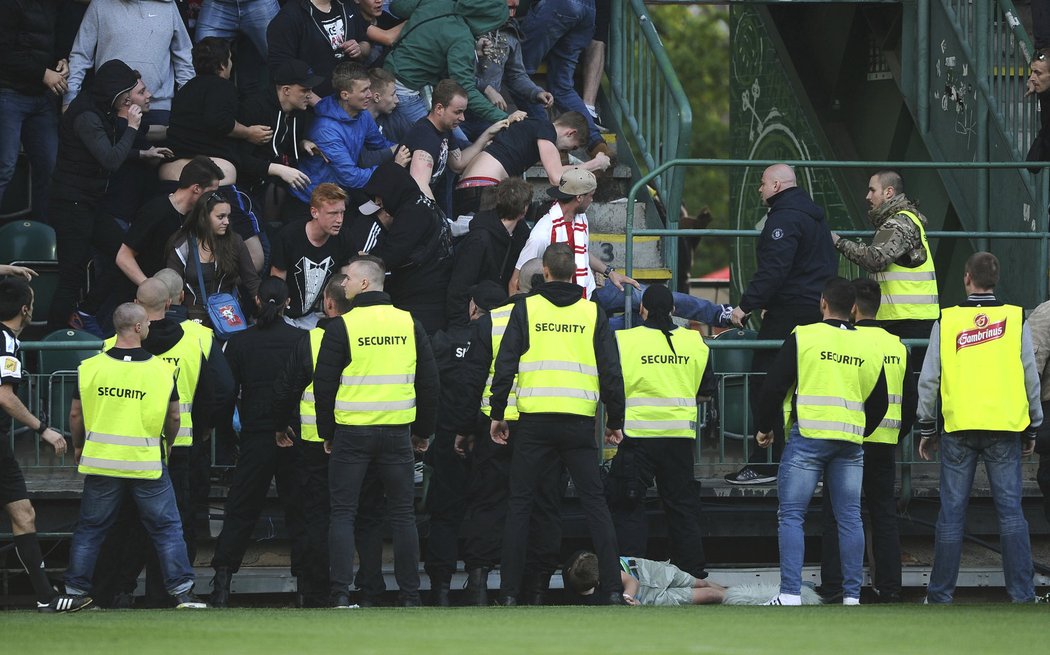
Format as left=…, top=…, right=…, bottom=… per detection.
left=591, top=232, right=663, bottom=269
left=524, top=163, right=634, bottom=203
left=586, top=198, right=647, bottom=232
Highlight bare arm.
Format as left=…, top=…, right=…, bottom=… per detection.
left=0, top=384, right=44, bottom=431
left=164, top=400, right=180, bottom=450
left=115, top=244, right=147, bottom=286
left=409, top=150, right=435, bottom=199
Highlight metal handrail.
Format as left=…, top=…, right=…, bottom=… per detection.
left=609, top=0, right=693, bottom=280
left=623, top=158, right=1050, bottom=319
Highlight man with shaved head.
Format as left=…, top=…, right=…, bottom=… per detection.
left=90, top=277, right=232, bottom=607
left=726, top=163, right=837, bottom=486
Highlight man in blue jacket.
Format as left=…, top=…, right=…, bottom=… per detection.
left=289, top=62, right=397, bottom=215
left=726, top=163, right=837, bottom=485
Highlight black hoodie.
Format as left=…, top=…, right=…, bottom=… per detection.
left=445, top=209, right=529, bottom=328
left=488, top=281, right=625, bottom=429
left=365, top=161, right=454, bottom=334
left=52, top=59, right=141, bottom=201
left=142, top=317, right=235, bottom=433
left=267, top=0, right=365, bottom=100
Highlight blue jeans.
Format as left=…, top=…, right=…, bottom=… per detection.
left=65, top=470, right=195, bottom=596
left=776, top=425, right=864, bottom=599
left=592, top=283, right=726, bottom=330
left=195, top=0, right=278, bottom=57
left=520, top=0, right=600, bottom=149
left=927, top=432, right=1035, bottom=603
left=0, top=89, right=58, bottom=221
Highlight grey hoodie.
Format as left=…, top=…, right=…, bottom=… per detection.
left=64, top=0, right=194, bottom=112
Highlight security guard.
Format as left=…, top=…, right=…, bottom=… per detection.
left=832, top=170, right=938, bottom=342
left=313, top=255, right=439, bottom=608
left=92, top=278, right=232, bottom=607
left=754, top=278, right=887, bottom=606
left=271, top=274, right=388, bottom=608
left=455, top=259, right=565, bottom=606
left=489, top=243, right=627, bottom=606
left=819, top=278, right=915, bottom=604
left=918, top=252, right=1041, bottom=604
left=64, top=303, right=206, bottom=608
left=609, top=284, right=713, bottom=580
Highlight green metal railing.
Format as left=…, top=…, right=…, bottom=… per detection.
left=624, top=158, right=1050, bottom=299
left=609, top=0, right=693, bottom=279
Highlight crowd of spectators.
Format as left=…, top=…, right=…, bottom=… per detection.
left=0, top=0, right=614, bottom=337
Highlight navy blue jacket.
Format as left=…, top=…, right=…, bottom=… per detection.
left=739, top=186, right=837, bottom=314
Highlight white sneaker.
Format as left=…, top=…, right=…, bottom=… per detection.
left=842, top=597, right=860, bottom=606
left=763, top=593, right=801, bottom=606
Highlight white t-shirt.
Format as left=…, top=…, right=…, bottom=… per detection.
left=516, top=203, right=594, bottom=297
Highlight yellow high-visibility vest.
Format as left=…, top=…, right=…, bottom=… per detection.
left=855, top=325, right=908, bottom=445
left=516, top=295, right=599, bottom=417
left=872, top=210, right=939, bottom=321
left=481, top=303, right=519, bottom=421
left=299, top=327, right=324, bottom=442
left=616, top=325, right=708, bottom=438
left=334, top=305, right=417, bottom=426
left=78, top=353, right=176, bottom=479
left=939, top=304, right=1028, bottom=433
left=104, top=328, right=205, bottom=448
left=786, top=323, right=884, bottom=444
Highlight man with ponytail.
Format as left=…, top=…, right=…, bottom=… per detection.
left=608, top=284, right=714, bottom=581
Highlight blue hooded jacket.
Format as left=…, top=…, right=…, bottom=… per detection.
left=291, top=93, right=392, bottom=202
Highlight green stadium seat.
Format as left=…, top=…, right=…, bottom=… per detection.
left=0, top=220, right=57, bottom=262
left=37, top=329, right=102, bottom=436
left=710, top=328, right=758, bottom=441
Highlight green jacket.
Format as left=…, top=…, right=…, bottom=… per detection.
left=385, top=0, right=509, bottom=123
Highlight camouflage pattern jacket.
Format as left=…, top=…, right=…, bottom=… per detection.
left=835, top=194, right=928, bottom=272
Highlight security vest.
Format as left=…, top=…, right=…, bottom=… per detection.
left=855, top=324, right=908, bottom=445
left=516, top=295, right=599, bottom=417
left=481, top=303, right=519, bottom=421
left=939, top=304, right=1029, bottom=433
left=616, top=325, right=708, bottom=438
left=871, top=210, right=939, bottom=321
left=181, top=319, right=215, bottom=352
left=334, top=305, right=417, bottom=426
left=299, top=327, right=324, bottom=442
left=787, top=322, right=884, bottom=444
left=77, top=353, right=176, bottom=479
left=104, top=329, right=206, bottom=448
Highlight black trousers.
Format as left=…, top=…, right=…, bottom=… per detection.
left=46, top=195, right=125, bottom=330
left=499, top=415, right=622, bottom=597
left=423, top=431, right=469, bottom=583
left=460, top=415, right=564, bottom=575
left=211, top=432, right=306, bottom=575
left=820, top=442, right=901, bottom=597
left=90, top=446, right=196, bottom=605
left=746, top=305, right=822, bottom=473
left=297, top=439, right=387, bottom=605
left=609, top=437, right=707, bottom=578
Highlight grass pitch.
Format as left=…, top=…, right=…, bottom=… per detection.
left=2, top=605, right=1046, bottom=654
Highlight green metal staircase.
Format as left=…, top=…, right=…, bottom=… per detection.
left=730, top=0, right=1048, bottom=307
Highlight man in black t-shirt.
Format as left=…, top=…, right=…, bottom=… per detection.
left=270, top=183, right=352, bottom=328
left=454, top=111, right=610, bottom=215
left=0, top=277, right=92, bottom=613
left=116, top=157, right=224, bottom=288
left=403, top=79, right=524, bottom=201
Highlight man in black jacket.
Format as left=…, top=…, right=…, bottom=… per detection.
left=47, top=59, right=168, bottom=334
left=313, top=255, right=439, bottom=607
left=0, top=0, right=68, bottom=222
left=237, top=59, right=322, bottom=222
left=361, top=160, right=454, bottom=334
left=488, top=243, right=626, bottom=605
left=725, top=163, right=837, bottom=485
left=270, top=274, right=388, bottom=608
left=446, top=178, right=531, bottom=328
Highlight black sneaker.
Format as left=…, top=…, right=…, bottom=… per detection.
left=331, top=594, right=359, bottom=609
left=38, top=594, right=93, bottom=613
left=174, top=592, right=207, bottom=609
left=724, top=466, right=777, bottom=485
